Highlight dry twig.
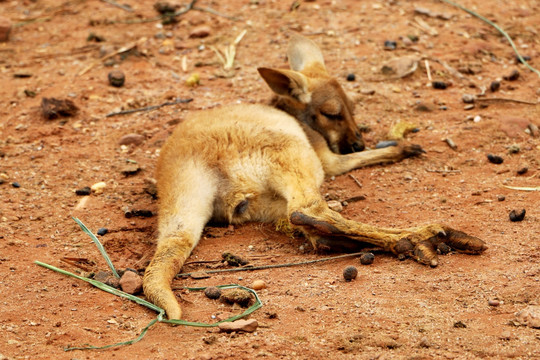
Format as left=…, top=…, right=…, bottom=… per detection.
left=106, top=98, right=193, bottom=117
left=348, top=174, right=363, bottom=188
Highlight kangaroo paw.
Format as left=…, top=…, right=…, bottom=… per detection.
left=401, top=143, right=426, bottom=158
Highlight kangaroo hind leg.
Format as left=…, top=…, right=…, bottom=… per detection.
left=143, top=161, right=217, bottom=319
left=283, top=182, right=486, bottom=266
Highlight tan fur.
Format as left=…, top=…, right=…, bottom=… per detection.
left=143, top=35, right=486, bottom=319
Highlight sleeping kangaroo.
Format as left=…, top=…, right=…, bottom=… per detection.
left=143, top=34, right=487, bottom=319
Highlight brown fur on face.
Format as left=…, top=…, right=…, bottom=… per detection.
left=142, top=34, right=486, bottom=320
left=258, top=37, right=364, bottom=154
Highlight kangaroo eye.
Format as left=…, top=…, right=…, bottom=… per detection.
left=321, top=111, right=343, bottom=121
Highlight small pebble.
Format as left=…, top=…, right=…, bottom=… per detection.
left=359, top=252, right=375, bottom=265
left=488, top=299, right=500, bottom=307
left=189, top=25, right=211, bottom=38
left=509, top=209, right=526, bottom=222
left=464, top=104, right=475, bottom=110
left=415, top=102, right=434, bottom=112
left=75, top=186, right=91, bottom=196
left=118, top=133, right=145, bottom=146
left=327, top=200, right=343, bottom=212
left=375, top=140, right=398, bottom=149
left=473, top=115, right=482, bottom=123
left=119, top=270, right=143, bottom=294
left=503, top=69, right=520, bottom=81
left=204, top=286, right=222, bottom=300
left=454, top=321, right=467, bottom=328
left=251, top=280, right=266, bottom=290
left=343, top=266, right=358, bottom=281
left=11, top=182, right=20, bottom=188
left=97, top=228, right=108, bottom=236
left=108, top=70, right=125, bottom=87
left=432, top=81, right=448, bottom=90
left=346, top=73, right=356, bottom=81
left=360, top=88, right=375, bottom=95
left=218, top=319, right=258, bottom=333
left=487, top=154, right=503, bottom=164
left=497, top=195, right=505, bottom=202
left=120, top=163, right=141, bottom=176
left=91, top=181, right=107, bottom=194
left=186, top=73, right=200, bottom=87
left=517, top=166, right=528, bottom=175
left=516, top=55, right=531, bottom=64
left=383, top=40, right=397, bottom=50
left=507, top=144, right=520, bottom=154
left=462, top=94, right=476, bottom=103
left=490, top=80, right=500, bottom=92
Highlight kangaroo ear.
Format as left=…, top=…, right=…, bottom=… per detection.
left=257, top=67, right=311, bottom=104
left=287, top=34, right=328, bottom=75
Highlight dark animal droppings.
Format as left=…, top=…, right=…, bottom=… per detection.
left=509, top=209, right=526, bottom=222
left=487, top=154, right=503, bottom=164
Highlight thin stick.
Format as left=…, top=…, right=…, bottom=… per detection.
left=426, top=168, right=461, bottom=174
left=425, top=59, right=432, bottom=82
left=192, top=5, right=239, bottom=20
left=106, top=98, right=193, bottom=117
left=503, top=185, right=540, bottom=191
left=78, top=40, right=141, bottom=76
left=348, top=174, right=363, bottom=188
left=439, top=0, right=540, bottom=78
left=176, top=251, right=367, bottom=278
left=119, top=0, right=238, bottom=24
left=475, top=97, right=537, bottom=105
left=101, top=0, right=133, bottom=12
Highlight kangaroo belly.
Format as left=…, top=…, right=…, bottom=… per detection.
left=158, top=104, right=325, bottom=226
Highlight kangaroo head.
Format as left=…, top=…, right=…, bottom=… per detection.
left=258, top=34, right=364, bottom=154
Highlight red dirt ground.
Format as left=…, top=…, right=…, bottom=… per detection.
left=1, top=0, right=539, bottom=359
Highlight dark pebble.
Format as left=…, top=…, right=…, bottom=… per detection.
left=87, top=32, right=105, bottom=42
left=497, top=195, right=505, bottom=202
left=509, top=209, right=526, bottom=222
left=383, top=40, right=397, bottom=50
left=97, top=228, right=108, bottom=236
left=375, top=140, right=398, bottom=149
left=517, top=167, right=528, bottom=175
left=204, top=286, right=222, bottom=300
left=124, top=209, right=154, bottom=218
left=432, top=81, right=448, bottom=90
left=108, top=70, right=125, bottom=87
left=490, top=80, right=500, bottom=92
left=346, top=73, right=356, bottom=81
left=503, top=70, right=520, bottom=81
left=487, top=154, right=503, bottom=164
left=516, top=55, right=531, bottom=64
left=343, top=266, right=358, bottom=281
left=12, top=182, right=20, bottom=188
left=359, top=252, right=375, bottom=265
left=75, top=186, right=91, bottom=196
left=454, top=321, right=467, bottom=328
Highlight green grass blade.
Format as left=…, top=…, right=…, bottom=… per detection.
left=72, top=217, right=120, bottom=278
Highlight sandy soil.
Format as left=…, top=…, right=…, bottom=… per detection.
left=1, top=0, right=539, bottom=359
